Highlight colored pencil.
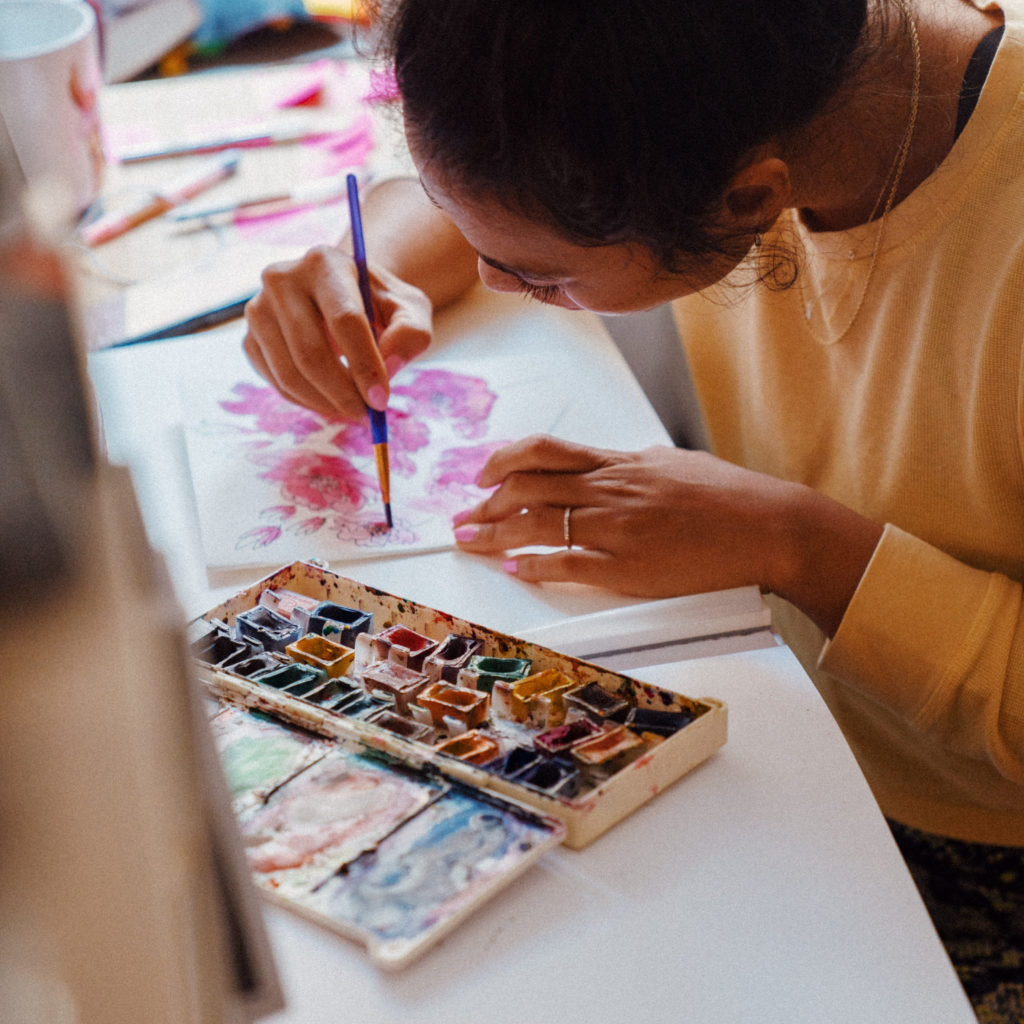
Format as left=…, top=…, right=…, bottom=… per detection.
left=118, top=126, right=315, bottom=163
left=345, top=173, right=392, bottom=529
left=170, top=176, right=348, bottom=222
left=80, top=152, right=240, bottom=246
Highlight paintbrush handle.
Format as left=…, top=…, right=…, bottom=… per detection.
left=346, top=173, right=392, bottom=527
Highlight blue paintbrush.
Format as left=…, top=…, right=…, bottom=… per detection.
left=345, top=173, right=392, bottom=529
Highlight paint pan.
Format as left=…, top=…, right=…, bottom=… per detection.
left=336, top=693, right=389, bottom=720
left=251, top=662, right=324, bottom=691
left=492, top=668, right=575, bottom=727
left=282, top=675, right=341, bottom=701
left=433, top=729, right=501, bottom=766
left=316, top=679, right=363, bottom=710
left=193, top=631, right=252, bottom=669
left=424, top=633, right=482, bottom=683
left=562, top=680, right=631, bottom=723
left=259, top=587, right=320, bottom=623
left=308, top=601, right=373, bottom=645
left=187, top=619, right=220, bottom=649
left=532, top=717, right=604, bottom=755
left=515, top=757, right=580, bottom=798
left=366, top=708, right=435, bottom=743
left=286, top=633, right=355, bottom=678
left=569, top=724, right=646, bottom=782
left=284, top=677, right=350, bottom=706
left=458, top=655, right=532, bottom=693
left=626, top=706, right=696, bottom=737
left=234, top=605, right=302, bottom=652
left=229, top=652, right=284, bottom=679
left=361, top=660, right=430, bottom=715
left=482, top=744, right=542, bottom=780
left=372, top=624, right=437, bottom=670
left=414, top=681, right=490, bottom=732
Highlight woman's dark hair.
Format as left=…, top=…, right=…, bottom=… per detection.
left=373, top=0, right=870, bottom=281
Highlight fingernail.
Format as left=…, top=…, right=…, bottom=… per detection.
left=502, top=559, right=518, bottom=575
left=453, top=525, right=479, bottom=543
left=367, top=384, right=388, bottom=411
left=452, top=508, right=474, bottom=527
left=385, top=354, right=405, bottom=378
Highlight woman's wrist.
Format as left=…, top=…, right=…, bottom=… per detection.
left=765, top=482, right=884, bottom=638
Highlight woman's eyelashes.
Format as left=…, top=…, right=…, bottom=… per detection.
left=514, top=278, right=563, bottom=303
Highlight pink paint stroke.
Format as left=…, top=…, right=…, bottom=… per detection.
left=221, top=382, right=323, bottom=442
left=391, top=369, right=496, bottom=439
left=252, top=450, right=376, bottom=512
left=236, top=525, right=282, bottom=550
left=215, top=367, right=502, bottom=550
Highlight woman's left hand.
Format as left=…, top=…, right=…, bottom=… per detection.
left=452, top=434, right=883, bottom=635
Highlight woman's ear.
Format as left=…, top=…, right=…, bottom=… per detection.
left=722, top=156, right=791, bottom=232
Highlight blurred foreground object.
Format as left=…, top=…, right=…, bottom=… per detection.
left=0, top=109, right=282, bottom=1024
left=0, top=1, right=105, bottom=216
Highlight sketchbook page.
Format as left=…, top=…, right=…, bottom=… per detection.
left=517, top=588, right=776, bottom=669
left=178, top=292, right=658, bottom=571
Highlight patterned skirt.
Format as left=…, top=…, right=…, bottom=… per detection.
left=888, top=820, right=1024, bottom=1024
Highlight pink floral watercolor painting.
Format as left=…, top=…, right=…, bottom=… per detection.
left=183, top=361, right=514, bottom=568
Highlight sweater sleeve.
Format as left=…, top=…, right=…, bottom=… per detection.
left=819, top=524, right=1024, bottom=785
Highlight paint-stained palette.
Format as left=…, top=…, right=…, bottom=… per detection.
left=205, top=703, right=560, bottom=968
left=192, top=561, right=727, bottom=967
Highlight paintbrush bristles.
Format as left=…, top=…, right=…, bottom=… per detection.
left=374, top=442, right=393, bottom=529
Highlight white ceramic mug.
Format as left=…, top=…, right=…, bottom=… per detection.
left=0, top=1, right=104, bottom=219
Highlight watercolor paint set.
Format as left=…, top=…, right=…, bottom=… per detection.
left=191, top=561, right=727, bottom=966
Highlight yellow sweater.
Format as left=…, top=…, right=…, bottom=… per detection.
left=673, top=0, right=1024, bottom=845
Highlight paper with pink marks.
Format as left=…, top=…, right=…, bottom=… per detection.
left=178, top=289, right=647, bottom=570
left=182, top=344, right=522, bottom=568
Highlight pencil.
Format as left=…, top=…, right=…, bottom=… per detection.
left=345, top=173, right=392, bottom=529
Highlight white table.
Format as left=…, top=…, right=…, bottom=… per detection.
left=87, top=287, right=976, bottom=1024
left=259, top=647, right=972, bottom=1024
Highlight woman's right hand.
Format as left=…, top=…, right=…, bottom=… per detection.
left=242, top=244, right=434, bottom=421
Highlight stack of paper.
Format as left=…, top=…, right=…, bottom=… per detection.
left=518, top=587, right=775, bottom=670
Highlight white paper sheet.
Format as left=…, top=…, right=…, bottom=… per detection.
left=179, top=297, right=645, bottom=570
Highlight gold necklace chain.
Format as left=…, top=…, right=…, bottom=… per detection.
left=802, top=0, right=921, bottom=343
